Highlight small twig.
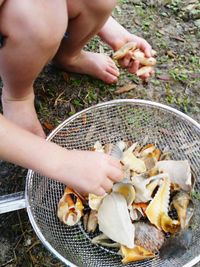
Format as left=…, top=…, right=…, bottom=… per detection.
left=14, top=234, right=24, bottom=250
left=17, top=211, right=26, bottom=240
left=27, top=250, right=35, bottom=266
left=54, top=91, right=66, bottom=106
left=26, top=240, right=40, bottom=253
left=0, top=258, right=14, bottom=266
left=13, top=248, right=18, bottom=263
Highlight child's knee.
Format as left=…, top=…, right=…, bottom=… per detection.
left=1, top=1, right=68, bottom=49
left=27, top=17, right=68, bottom=50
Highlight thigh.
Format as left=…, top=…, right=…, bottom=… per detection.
left=67, top=0, right=116, bottom=20
left=67, top=0, right=82, bottom=19
left=0, top=0, right=68, bottom=40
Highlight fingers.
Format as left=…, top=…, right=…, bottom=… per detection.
left=128, top=60, right=140, bottom=74
left=137, top=38, right=152, bottom=58
left=90, top=158, right=123, bottom=196
left=107, top=165, right=123, bottom=183
left=101, top=178, right=113, bottom=192
left=109, top=157, right=122, bottom=169
left=94, top=187, right=106, bottom=196
left=142, top=44, right=152, bottom=58
left=94, top=169, right=122, bottom=196
left=139, top=69, right=155, bottom=81
left=118, top=51, right=133, bottom=68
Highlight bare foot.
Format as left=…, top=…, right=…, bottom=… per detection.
left=1, top=91, right=46, bottom=138
left=54, top=50, right=120, bottom=84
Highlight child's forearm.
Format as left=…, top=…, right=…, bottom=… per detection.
left=0, top=114, right=123, bottom=195
left=0, top=114, right=67, bottom=182
left=98, top=17, right=130, bottom=50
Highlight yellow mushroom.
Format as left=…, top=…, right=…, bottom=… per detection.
left=113, top=41, right=137, bottom=60
left=57, top=187, right=84, bottom=226
left=121, top=245, right=155, bottom=264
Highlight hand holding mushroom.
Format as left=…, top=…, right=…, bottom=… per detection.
left=113, top=40, right=157, bottom=80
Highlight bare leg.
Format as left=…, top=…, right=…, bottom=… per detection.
left=0, top=0, right=67, bottom=137
left=54, top=0, right=120, bottom=84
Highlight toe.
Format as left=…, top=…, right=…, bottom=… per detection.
left=102, top=71, right=118, bottom=84
left=108, top=61, right=119, bottom=72
left=107, top=57, right=118, bottom=67
left=106, top=65, right=120, bottom=77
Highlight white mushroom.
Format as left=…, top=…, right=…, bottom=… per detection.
left=98, top=192, right=135, bottom=248
left=156, top=160, right=192, bottom=192
left=131, top=173, right=166, bottom=203
left=88, top=193, right=106, bottom=211
left=122, top=150, right=146, bottom=173
left=112, top=183, right=135, bottom=206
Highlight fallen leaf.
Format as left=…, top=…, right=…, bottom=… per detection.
left=190, top=73, right=200, bottom=78
left=82, top=114, right=87, bottom=125
left=170, top=36, right=185, bottom=42
left=43, top=122, right=54, bottom=131
left=58, top=128, right=81, bottom=138
left=187, top=0, right=198, bottom=4
left=157, top=75, right=171, bottom=81
left=99, top=45, right=104, bottom=54
left=158, top=29, right=166, bottom=35
left=133, top=18, right=141, bottom=26
left=115, top=84, right=137, bottom=94
left=167, top=50, right=176, bottom=58
left=70, top=103, right=76, bottom=114
left=62, top=72, right=70, bottom=82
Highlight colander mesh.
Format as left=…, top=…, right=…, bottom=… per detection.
left=26, top=100, right=200, bottom=267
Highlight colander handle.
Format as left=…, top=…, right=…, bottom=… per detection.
left=0, top=191, right=26, bottom=214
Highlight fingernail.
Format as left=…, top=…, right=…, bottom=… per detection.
left=124, top=59, right=129, bottom=67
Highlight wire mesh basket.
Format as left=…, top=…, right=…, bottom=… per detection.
left=26, top=99, right=200, bottom=267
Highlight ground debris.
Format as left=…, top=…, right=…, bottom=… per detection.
left=115, top=83, right=137, bottom=94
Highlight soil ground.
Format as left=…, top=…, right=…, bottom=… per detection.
left=0, top=0, right=200, bottom=266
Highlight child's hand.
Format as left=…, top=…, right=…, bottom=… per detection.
left=58, top=150, right=123, bottom=196
left=117, top=35, right=155, bottom=80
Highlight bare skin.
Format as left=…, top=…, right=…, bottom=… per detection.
left=0, top=0, right=68, bottom=137
left=54, top=50, right=120, bottom=84
left=0, top=0, right=5, bottom=6
left=0, top=1, right=153, bottom=193
left=0, top=0, right=154, bottom=138
left=54, top=1, right=154, bottom=83
left=1, top=92, right=45, bottom=137
left=0, top=114, right=123, bottom=195
left=54, top=0, right=120, bottom=84
left=98, top=16, right=154, bottom=80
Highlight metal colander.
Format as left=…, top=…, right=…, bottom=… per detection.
left=26, top=99, right=200, bottom=267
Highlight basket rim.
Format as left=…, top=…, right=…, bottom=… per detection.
left=25, top=99, right=200, bottom=267
left=46, top=99, right=200, bottom=141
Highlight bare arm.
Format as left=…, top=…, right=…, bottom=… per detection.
left=0, top=113, right=69, bottom=178
left=98, top=17, right=152, bottom=56
left=0, top=114, right=122, bottom=195
left=98, top=17, right=129, bottom=51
